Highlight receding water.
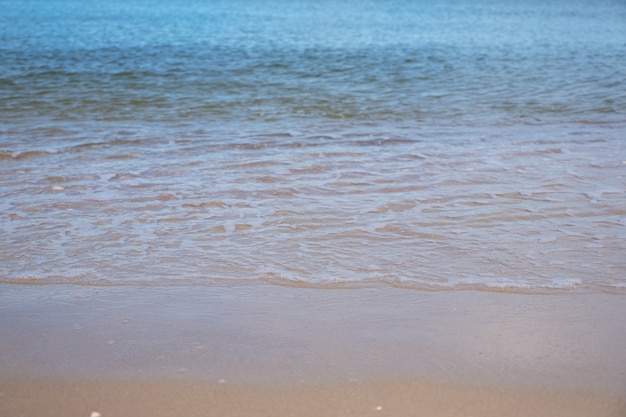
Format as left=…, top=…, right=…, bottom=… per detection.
left=1, top=0, right=625, bottom=293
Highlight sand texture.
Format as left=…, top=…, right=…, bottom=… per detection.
left=2, top=378, right=625, bottom=417
left=2, top=284, right=625, bottom=416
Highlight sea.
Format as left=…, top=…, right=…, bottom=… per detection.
left=1, top=0, right=626, bottom=294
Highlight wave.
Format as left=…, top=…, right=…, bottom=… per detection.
left=2, top=38, right=624, bottom=125
left=0, top=149, right=58, bottom=160
left=2, top=272, right=625, bottom=295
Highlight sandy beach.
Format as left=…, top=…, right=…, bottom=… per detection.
left=2, top=377, right=625, bottom=417
left=3, top=0, right=626, bottom=415
left=1, top=284, right=625, bottom=416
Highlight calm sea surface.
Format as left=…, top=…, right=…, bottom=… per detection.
left=1, top=0, right=625, bottom=293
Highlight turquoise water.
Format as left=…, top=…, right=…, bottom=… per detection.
left=1, top=0, right=626, bottom=292
left=2, top=0, right=625, bottom=126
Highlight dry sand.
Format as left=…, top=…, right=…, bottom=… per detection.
left=1, top=284, right=625, bottom=416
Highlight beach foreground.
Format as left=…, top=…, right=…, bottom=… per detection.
left=2, top=377, right=625, bottom=417
left=1, top=284, right=625, bottom=416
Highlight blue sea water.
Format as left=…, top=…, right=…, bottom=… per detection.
left=1, top=0, right=626, bottom=292
left=2, top=0, right=625, bottom=127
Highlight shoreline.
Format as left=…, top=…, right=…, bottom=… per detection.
left=2, top=283, right=625, bottom=415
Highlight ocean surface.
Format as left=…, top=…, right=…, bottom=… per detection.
left=1, top=0, right=625, bottom=293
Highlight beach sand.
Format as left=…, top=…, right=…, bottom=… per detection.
left=1, top=284, right=625, bottom=416
left=2, top=378, right=625, bottom=417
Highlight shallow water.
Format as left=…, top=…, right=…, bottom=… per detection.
left=1, top=0, right=625, bottom=293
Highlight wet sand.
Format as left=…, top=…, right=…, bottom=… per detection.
left=1, top=284, right=625, bottom=416
left=2, top=378, right=625, bottom=417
